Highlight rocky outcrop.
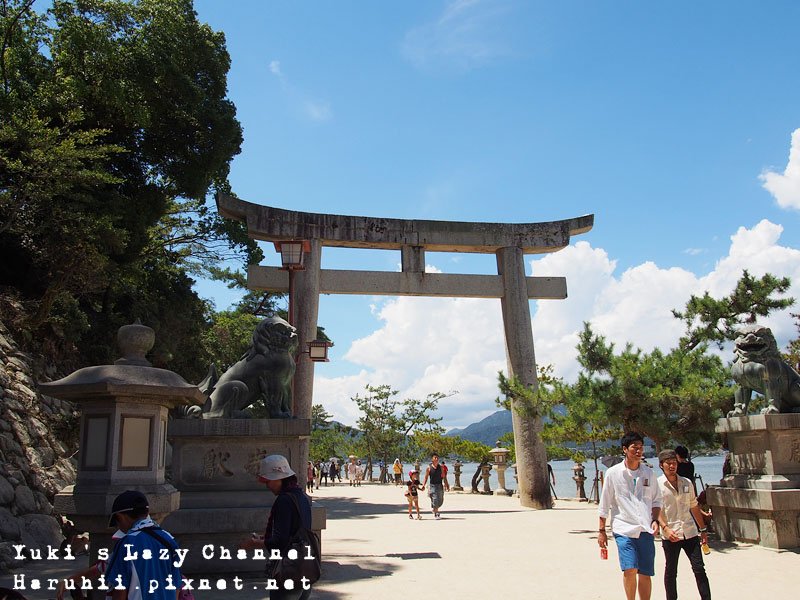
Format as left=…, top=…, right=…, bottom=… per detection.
left=0, top=318, right=77, bottom=571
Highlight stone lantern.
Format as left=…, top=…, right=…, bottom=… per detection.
left=452, top=459, right=463, bottom=491
left=572, top=462, right=588, bottom=501
left=40, top=322, right=204, bottom=562
left=489, top=441, right=512, bottom=496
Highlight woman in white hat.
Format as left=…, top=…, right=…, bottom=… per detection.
left=242, top=454, right=312, bottom=599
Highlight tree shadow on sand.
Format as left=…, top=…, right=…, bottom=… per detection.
left=310, top=558, right=401, bottom=599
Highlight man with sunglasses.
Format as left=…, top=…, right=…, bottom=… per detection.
left=598, top=432, right=663, bottom=600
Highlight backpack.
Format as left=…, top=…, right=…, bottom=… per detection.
left=267, top=492, right=322, bottom=588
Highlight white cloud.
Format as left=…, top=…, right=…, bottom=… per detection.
left=401, top=0, right=513, bottom=71
left=760, top=128, right=800, bottom=210
left=303, top=100, right=331, bottom=122
left=313, top=221, right=800, bottom=429
left=683, top=248, right=705, bottom=256
left=266, top=58, right=332, bottom=123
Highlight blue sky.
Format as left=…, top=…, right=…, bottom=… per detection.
left=192, top=1, right=800, bottom=428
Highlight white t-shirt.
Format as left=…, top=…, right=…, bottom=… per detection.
left=658, top=474, right=700, bottom=539
left=598, top=461, right=663, bottom=538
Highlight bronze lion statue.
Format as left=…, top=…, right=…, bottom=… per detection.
left=197, top=317, right=299, bottom=419
left=728, top=324, right=800, bottom=416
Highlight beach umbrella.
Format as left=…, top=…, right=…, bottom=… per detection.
left=601, top=455, right=623, bottom=468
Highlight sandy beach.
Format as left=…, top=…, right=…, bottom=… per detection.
left=307, top=482, right=796, bottom=599
left=2, top=482, right=796, bottom=599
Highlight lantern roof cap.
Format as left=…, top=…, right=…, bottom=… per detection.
left=39, top=364, right=204, bottom=404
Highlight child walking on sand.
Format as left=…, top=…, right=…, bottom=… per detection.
left=405, top=469, right=425, bottom=519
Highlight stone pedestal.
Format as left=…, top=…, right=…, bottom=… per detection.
left=163, top=418, right=326, bottom=575
left=495, top=464, right=512, bottom=496
left=706, top=414, right=800, bottom=549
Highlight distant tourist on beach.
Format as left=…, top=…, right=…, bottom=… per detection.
left=320, top=460, right=329, bottom=487
left=598, top=431, right=663, bottom=600
left=393, top=458, right=404, bottom=486
left=548, top=462, right=558, bottom=499
left=306, top=461, right=315, bottom=494
left=405, top=469, right=425, bottom=519
left=656, top=449, right=711, bottom=600
left=355, top=460, right=364, bottom=486
left=348, top=456, right=357, bottom=486
left=421, top=453, right=450, bottom=519
left=674, top=445, right=697, bottom=495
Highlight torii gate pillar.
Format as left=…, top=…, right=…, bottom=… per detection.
left=497, top=246, right=550, bottom=508
left=293, top=239, right=322, bottom=463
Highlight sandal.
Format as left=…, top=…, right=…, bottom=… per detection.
left=408, top=514, right=413, bottom=519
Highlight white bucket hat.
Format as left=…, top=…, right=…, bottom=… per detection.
left=258, top=455, right=296, bottom=480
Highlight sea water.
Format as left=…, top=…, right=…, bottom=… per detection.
left=452, top=454, right=725, bottom=500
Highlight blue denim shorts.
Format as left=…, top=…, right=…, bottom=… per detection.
left=614, top=532, right=655, bottom=576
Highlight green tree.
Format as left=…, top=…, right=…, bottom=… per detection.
left=453, top=438, right=492, bottom=463
left=309, top=428, right=358, bottom=463
left=542, top=325, right=622, bottom=497
left=200, top=310, right=261, bottom=373
left=1, top=0, right=256, bottom=378
left=674, top=270, right=793, bottom=351
left=573, top=323, right=730, bottom=452
left=784, top=312, right=800, bottom=370
left=352, top=384, right=447, bottom=479
left=311, top=404, right=333, bottom=431
left=496, top=364, right=559, bottom=417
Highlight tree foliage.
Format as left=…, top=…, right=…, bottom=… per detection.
left=543, top=325, right=622, bottom=466
left=573, top=322, right=730, bottom=451
left=674, top=270, right=793, bottom=351
left=351, top=384, right=448, bottom=473
left=0, top=0, right=259, bottom=377
left=308, top=404, right=361, bottom=462
left=783, top=312, right=800, bottom=370
left=495, top=364, right=560, bottom=417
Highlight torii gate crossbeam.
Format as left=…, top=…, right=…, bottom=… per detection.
left=217, top=193, right=594, bottom=509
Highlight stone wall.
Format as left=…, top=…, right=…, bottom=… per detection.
left=0, top=318, right=77, bottom=571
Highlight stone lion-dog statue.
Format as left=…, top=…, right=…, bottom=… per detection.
left=728, top=324, right=800, bottom=416
left=197, top=316, right=299, bottom=419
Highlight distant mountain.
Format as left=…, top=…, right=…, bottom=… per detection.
left=446, top=410, right=513, bottom=446
left=446, top=405, right=569, bottom=447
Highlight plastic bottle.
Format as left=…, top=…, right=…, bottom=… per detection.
left=600, top=547, right=608, bottom=560
left=701, top=542, right=710, bottom=555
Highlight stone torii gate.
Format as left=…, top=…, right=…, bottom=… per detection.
left=217, top=194, right=594, bottom=509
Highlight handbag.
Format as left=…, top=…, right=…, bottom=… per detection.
left=267, top=492, right=322, bottom=587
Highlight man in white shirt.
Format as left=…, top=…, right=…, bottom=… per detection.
left=656, top=449, right=711, bottom=600
left=598, top=432, right=663, bottom=600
